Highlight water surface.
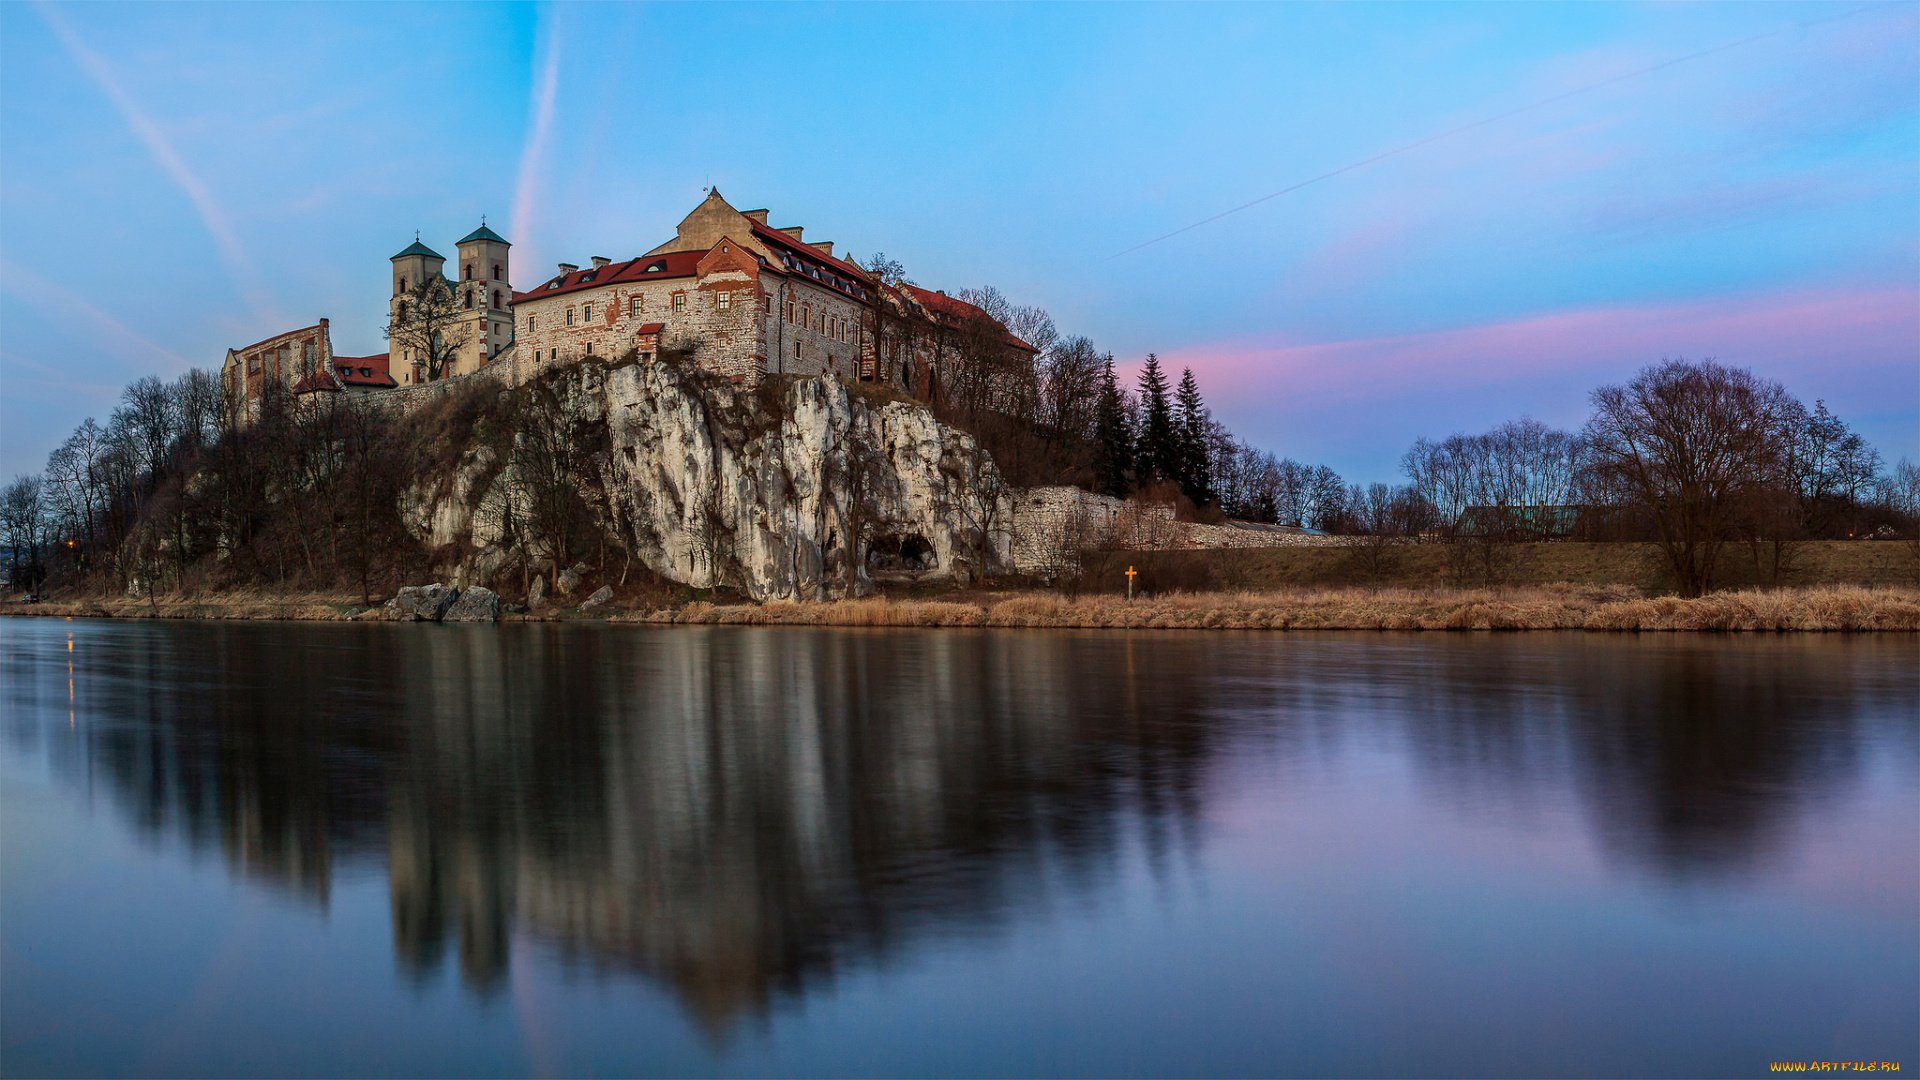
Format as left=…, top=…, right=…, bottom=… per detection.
left=2, top=620, right=1915, bottom=1077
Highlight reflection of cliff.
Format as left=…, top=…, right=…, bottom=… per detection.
left=29, top=623, right=1908, bottom=1029
left=381, top=628, right=1217, bottom=1024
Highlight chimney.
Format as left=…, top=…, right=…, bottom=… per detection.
left=811, top=241, right=834, bottom=258
left=558, top=262, right=579, bottom=274
left=590, top=256, right=611, bottom=269
left=743, top=209, right=770, bottom=225
left=778, top=226, right=804, bottom=242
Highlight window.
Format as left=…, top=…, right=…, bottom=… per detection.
left=398, top=300, right=408, bottom=320
left=493, top=290, right=502, bottom=308
left=793, top=340, right=801, bottom=360
left=399, top=277, right=408, bottom=293
left=528, top=315, right=537, bottom=332
left=551, top=348, right=557, bottom=360
left=586, top=342, right=593, bottom=355
left=785, top=299, right=795, bottom=322
left=673, top=293, right=686, bottom=313
left=566, top=307, right=574, bottom=325
left=584, top=302, right=593, bottom=321
left=630, top=296, right=642, bottom=317
left=464, top=264, right=472, bottom=281
left=464, top=291, right=474, bottom=309
left=492, top=263, right=501, bottom=280
left=764, top=293, right=773, bottom=314
left=717, top=290, right=731, bottom=311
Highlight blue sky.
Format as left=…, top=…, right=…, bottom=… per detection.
left=2, top=1, right=1914, bottom=482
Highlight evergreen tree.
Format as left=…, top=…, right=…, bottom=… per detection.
left=1175, top=367, right=1214, bottom=507
left=1135, top=353, right=1176, bottom=486
left=1092, top=356, right=1133, bottom=499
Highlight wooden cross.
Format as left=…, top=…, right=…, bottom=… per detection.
left=1126, top=565, right=1137, bottom=601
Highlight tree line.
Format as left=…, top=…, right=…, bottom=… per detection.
left=4, top=285, right=1915, bottom=601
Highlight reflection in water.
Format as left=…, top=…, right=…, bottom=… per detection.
left=3, top=623, right=1913, bottom=1034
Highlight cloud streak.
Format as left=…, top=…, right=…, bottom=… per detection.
left=1157, top=286, right=1919, bottom=477
left=510, top=15, right=560, bottom=270
left=34, top=2, right=276, bottom=326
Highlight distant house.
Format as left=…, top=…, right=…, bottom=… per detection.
left=1454, top=505, right=1585, bottom=540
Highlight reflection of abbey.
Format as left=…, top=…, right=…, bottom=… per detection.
left=220, top=190, right=1030, bottom=418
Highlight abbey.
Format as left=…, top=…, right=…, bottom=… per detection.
left=220, top=190, right=1027, bottom=420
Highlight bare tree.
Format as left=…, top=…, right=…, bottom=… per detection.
left=1584, top=359, right=1795, bottom=597
left=386, top=274, right=472, bottom=383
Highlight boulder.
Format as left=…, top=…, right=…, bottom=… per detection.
left=443, top=586, right=500, bottom=623
left=388, top=583, right=460, bottom=621
left=557, top=562, right=587, bottom=596
left=528, top=575, right=547, bottom=609
left=580, top=585, right=614, bottom=611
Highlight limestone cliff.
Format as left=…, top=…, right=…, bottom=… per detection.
left=405, top=360, right=1013, bottom=601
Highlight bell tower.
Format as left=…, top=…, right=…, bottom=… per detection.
left=456, top=221, right=513, bottom=371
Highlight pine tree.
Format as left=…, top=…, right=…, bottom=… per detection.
left=1092, top=356, right=1133, bottom=499
left=1175, top=367, right=1213, bottom=507
left=1135, top=354, right=1176, bottom=486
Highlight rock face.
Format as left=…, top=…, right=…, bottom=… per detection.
left=443, top=586, right=500, bottom=623
left=408, top=362, right=1013, bottom=602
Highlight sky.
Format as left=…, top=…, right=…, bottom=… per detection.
left=1, top=1, right=1915, bottom=484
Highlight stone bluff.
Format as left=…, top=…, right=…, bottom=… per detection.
left=406, top=359, right=1013, bottom=602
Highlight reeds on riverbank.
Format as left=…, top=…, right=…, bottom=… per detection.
left=636, top=585, right=1920, bottom=632
left=9, top=585, right=1916, bottom=631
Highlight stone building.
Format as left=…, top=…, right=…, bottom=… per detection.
left=387, top=223, right=515, bottom=385
left=509, top=190, right=1033, bottom=392
left=220, top=320, right=337, bottom=425
left=219, top=320, right=399, bottom=426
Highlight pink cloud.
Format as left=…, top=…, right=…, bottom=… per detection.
left=1143, top=286, right=1919, bottom=477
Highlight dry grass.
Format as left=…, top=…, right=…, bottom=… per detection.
left=4, top=589, right=371, bottom=621
left=631, top=584, right=1920, bottom=632
left=10, top=585, right=1917, bottom=632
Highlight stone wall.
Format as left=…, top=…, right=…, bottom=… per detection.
left=1008, top=486, right=1346, bottom=577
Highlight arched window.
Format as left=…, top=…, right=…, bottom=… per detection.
left=492, top=290, right=502, bottom=309
left=399, top=277, right=408, bottom=294
left=464, top=291, right=474, bottom=310
left=398, top=300, right=408, bottom=320
left=492, top=264, right=501, bottom=281
left=464, top=264, right=472, bottom=281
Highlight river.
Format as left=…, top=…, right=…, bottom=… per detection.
left=2, top=620, right=1914, bottom=1077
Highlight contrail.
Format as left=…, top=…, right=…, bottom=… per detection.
left=1, top=258, right=196, bottom=371
left=1111, top=5, right=1881, bottom=259
left=510, top=18, right=561, bottom=265
left=35, top=2, right=277, bottom=324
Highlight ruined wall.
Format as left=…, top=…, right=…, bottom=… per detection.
left=1008, top=486, right=1346, bottom=577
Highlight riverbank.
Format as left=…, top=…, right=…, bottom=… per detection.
left=8, top=585, right=1917, bottom=631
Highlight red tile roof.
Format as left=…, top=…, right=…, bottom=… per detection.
left=332, top=353, right=396, bottom=389
left=901, top=285, right=1037, bottom=352
left=749, top=222, right=873, bottom=284
left=513, top=251, right=705, bottom=304
left=634, top=322, right=666, bottom=334
left=291, top=370, right=339, bottom=395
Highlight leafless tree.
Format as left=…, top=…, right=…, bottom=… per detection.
left=1584, top=359, right=1795, bottom=597
left=386, top=274, right=472, bottom=382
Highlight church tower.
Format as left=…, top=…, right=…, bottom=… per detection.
left=389, top=238, right=446, bottom=385
left=455, top=222, right=512, bottom=374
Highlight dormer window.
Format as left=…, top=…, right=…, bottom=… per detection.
left=360, top=367, right=372, bottom=377
left=580, top=272, right=597, bottom=283
left=645, top=260, right=667, bottom=273
left=547, top=280, right=561, bottom=290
